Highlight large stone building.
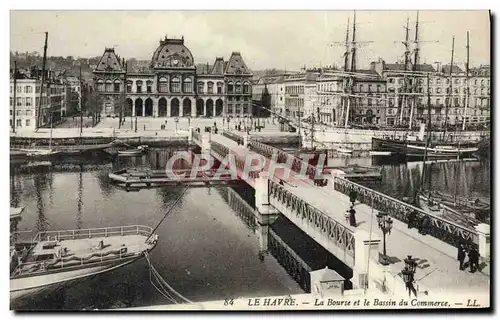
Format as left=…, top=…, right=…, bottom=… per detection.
left=93, top=36, right=253, bottom=118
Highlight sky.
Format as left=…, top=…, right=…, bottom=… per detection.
left=10, top=10, right=490, bottom=71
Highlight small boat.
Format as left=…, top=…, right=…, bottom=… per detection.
left=10, top=225, right=159, bottom=308
left=117, top=145, right=149, bottom=156
left=18, top=149, right=61, bottom=159
left=336, top=148, right=353, bottom=154
left=406, top=144, right=478, bottom=158
left=369, top=151, right=392, bottom=156
left=10, top=207, right=25, bottom=220
left=418, top=191, right=490, bottom=227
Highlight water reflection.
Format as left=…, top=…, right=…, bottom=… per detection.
left=11, top=149, right=302, bottom=310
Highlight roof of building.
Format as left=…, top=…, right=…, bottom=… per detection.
left=210, top=57, right=225, bottom=75
left=441, top=64, right=464, bottom=74
left=310, top=267, right=344, bottom=282
left=384, top=63, right=435, bottom=72
left=151, top=36, right=195, bottom=69
left=94, top=48, right=124, bottom=73
left=257, top=75, right=285, bottom=85
left=224, top=52, right=251, bottom=75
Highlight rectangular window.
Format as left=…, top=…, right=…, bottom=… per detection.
left=26, top=97, right=32, bottom=106
left=17, top=97, right=22, bottom=106
left=16, top=119, right=21, bottom=127
left=171, top=82, right=180, bottom=93
left=114, top=82, right=120, bottom=92
left=17, top=86, right=22, bottom=93
left=36, top=86, right=40, bottom=93
left=217, top=84, right=222, bottom=94
left=147, top=84, right=152, bottom=93
left=183, top=81, right=192, bottom=93
left=227, top=84, right=233, bottom=94
left=25, top=119, right=30, bottom=126
left=136, top=84, right=142, bottom=93
left=17, top=110, right=22, bottom=116
left=10, top=97, right=13, bottom=106
left=25, top=86, right=33, bottom=93
left=127, top=83, right=132, bottom=93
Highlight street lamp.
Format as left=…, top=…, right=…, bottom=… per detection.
left=174, top=117, right=179, bottom=132
left=376, top=211, right=393, bottom=265
left=402, top=255, right=418, bottom=298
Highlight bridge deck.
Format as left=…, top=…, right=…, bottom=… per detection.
left=206, top=133, right=489, bottom=294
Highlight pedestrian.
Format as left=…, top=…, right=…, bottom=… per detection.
left=418, top=216, right=431, bottom=235
left=457, top=241, right=467, bottom=270
left=349, top=190, right=358, bottom=206
left=344, top=209, right=350, bottom=223
left=468, top=246, right=480, bottom=273
left=407, top=209, right=418, bottom=229
left=349, top=206, right=357, bottom=227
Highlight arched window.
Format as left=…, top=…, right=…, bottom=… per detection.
left=105, top=80, right=112, bottom=92
left=207, top=82, right=214, bottom=94
left=136, top=80, right=143, bottom=93
left=227, top=81, right=234, bottom=94
left=97, top=79, right=104, bottom=92
left=146, top=80, right=153, bottom=93
left=183, top=77, right=192, bottom=93
left=126, top=80, right=133, bottom=93
left=113, top=79, right=121, bottom=92
left=217, top=82, right=223, bottom=94
left=158, top=77, right=168, bottom=93
left=171, top=77, right=180, bottom=93
left=235, top=81, right=242, bottom=94
left=243, top=81, right=250, bottom=94
left=198, top=81, right=204, bottom=94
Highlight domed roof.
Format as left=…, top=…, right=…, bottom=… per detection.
left=151, top=36, right=195, bottom=69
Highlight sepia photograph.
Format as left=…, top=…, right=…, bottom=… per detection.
left=8, top=8, right=491, bottom=311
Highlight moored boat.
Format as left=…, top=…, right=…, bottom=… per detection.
left=10, top=225, right=159, bottom=309
left=117, top=145, right=149, bottom=156
left=10, top=207, right=25, bottom=220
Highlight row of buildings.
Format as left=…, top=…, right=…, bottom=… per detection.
left=9, top=67, right=82, bottom=131
left=10, top=35, right=490, bottom=130
left=253, top=59, right=490, bottom=128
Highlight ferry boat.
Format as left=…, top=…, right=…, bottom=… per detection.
left=10, top=225, right=159, bottom=308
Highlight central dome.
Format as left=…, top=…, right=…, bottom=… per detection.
left=151, top=36, right=195, bottom=69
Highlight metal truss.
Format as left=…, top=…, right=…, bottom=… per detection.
left=268, top=180, right=355, bottom=259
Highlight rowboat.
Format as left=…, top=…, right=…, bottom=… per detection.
left=117, top=145, right=149, bottom=156
left=10, top=225, right=159, bottom=309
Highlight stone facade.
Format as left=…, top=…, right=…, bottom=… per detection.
left=93, top=36, right=253, bottom=118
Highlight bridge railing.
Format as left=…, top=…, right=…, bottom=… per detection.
left=222, top=130, right=244, bottom=145
left=192, top=130, right=202, bottom=146
left=248, top=141, right=318, bottom=181
left=333, top=177, right=479, bottom=247
left=268, top=179, right=355, bottom=260
left=210, top=141, right=229, bottom=160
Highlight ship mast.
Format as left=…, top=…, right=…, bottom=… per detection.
left=462, top=31, right=470, bottom=131
left=443, top=36, right=455, bottom=140
left=36, top=32, right=48, bottom=130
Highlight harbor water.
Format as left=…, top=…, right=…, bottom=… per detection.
left=10, top=148, right=490, bottom=309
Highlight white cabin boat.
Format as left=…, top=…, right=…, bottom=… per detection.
left=10, top=207, right=25, bottom=220
left=10, top=225, right=158, bottom=308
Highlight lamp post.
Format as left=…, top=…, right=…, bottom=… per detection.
left=174, top=117, right=179, bottom=133
left=376, top=211, right=393, bottom=265
left=402, top=255, right=418, bottom=298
